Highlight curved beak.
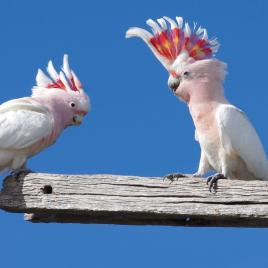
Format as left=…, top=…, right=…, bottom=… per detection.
left=72, top=114, right=83, bottom=125
left=168, top=75, right=181, bottom=93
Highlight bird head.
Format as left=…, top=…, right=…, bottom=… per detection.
left=33, top=54, right=90, bottom=127
left=126, top=16, right=226, bottom=103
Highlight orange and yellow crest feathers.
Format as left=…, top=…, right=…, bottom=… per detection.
left=126, top=16, right=219, bottom=71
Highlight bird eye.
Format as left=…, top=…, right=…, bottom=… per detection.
left=70, top=102, right=75, bottom=108
left=183, top=71, right=190, bottom=77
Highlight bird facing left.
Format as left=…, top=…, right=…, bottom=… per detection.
left=0, top=54, right=90, bottom=178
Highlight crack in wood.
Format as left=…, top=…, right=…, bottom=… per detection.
left=1, top=173, right=268, bottom=227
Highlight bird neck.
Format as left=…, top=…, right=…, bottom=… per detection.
left=187, top=81, right=229, bottom=128
left=32, top=95, right=70, bottom=133
left=188, top=80, right=228, bottom=104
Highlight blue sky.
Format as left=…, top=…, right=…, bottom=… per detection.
left=0, top=0, right=268, bottom=267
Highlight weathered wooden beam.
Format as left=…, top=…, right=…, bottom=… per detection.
left=1, top=173, right=268, bottom=227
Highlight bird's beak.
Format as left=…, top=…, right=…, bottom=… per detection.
left=168, top=77, right=181, bottom=93
left=72, top=114, right=83, bottom=125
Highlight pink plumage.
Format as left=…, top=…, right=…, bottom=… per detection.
left=0, top=54, right=90, bottom=176
left=126, top=16, right=268, bottom=192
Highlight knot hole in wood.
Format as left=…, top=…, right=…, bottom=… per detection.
left=42, top=185, right=53, bottom=194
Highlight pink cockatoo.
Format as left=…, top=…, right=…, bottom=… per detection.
left=126, top=16, right=268, bottom=191
left=0, top=54, right=90, bottom=178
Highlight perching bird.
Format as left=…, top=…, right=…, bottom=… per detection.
left=0, top=54, right=90, bottom=178
left=126, top=16, right=268, bottom=191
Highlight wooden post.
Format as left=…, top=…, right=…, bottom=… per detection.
left=1, top=173, right=268, bottom=227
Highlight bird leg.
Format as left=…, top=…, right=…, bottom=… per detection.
left=11, top=165, right=33, bottom=181
left=206, top=173, right=227, bottom=193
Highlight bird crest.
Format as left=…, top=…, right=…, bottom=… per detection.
left=35, top=54, right=83, bottom=93
left=126, top=16, right=219, bottom=75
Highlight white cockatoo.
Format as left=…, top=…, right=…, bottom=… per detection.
left=0, top=54, right=90, bottom=178
left=126, top=16, right=268, bottom=191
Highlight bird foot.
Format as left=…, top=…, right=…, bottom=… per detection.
left=11, top=168, right=33, bottom=181
left=164, top=173, right=189, bottom=183
left=192, top=172, right=203, bottom=178
left=206, top=173, right=226, bottom=193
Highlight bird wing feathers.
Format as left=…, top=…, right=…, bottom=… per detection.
left=216, top=104, right=268, bottom=179
left=0, top=98, right=52, bottom=150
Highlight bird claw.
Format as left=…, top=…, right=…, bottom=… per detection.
left=206, top=173, right=226, bottom=193
left=11, top=168, right=33, bottom=181
left=164, top=173, right=188, bottom=183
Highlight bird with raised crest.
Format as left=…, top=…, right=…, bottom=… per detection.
left=126, top=16, right=268, bottom=192
left=0, top=54, right=90, bottom=178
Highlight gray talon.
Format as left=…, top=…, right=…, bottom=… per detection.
left=164, top=173, right=188, bottom=183
left=206, top=173, right=226, bottom=193
left=11, top=168, right=33, bottom=181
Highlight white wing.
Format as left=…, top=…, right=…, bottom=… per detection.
left=216, top=104, right=268, bottom=179
left=0, top=99, right=52, bottom=150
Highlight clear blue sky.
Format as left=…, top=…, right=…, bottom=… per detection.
left=0, top=0, right=268, bottom=267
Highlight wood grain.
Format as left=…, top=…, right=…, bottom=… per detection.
left=1, top=173, right=268, bottom=227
